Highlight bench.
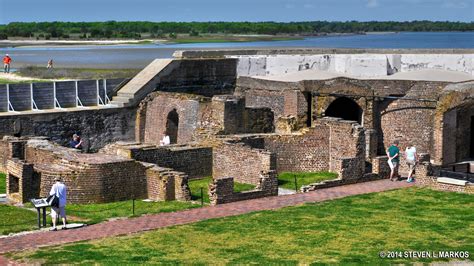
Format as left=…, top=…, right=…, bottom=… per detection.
left=437, top=177, right=469, bottom=186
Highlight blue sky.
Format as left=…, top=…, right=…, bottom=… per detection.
left=0, top=0, right=472, bottom=24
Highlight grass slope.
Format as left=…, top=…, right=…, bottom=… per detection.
left=278, top=171, right=338, bottom=190
left=0, top=172, right=5, bottom=194
left=16, top=67, right=140, bottom=80
left=12, top=187, right=474, bottom=264
left=0, top=205, right=38, bottom=235
left=189, top=177, right=256, bottom=203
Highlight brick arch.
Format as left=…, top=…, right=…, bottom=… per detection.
left=433, top=91, right=474, bottom=164
left=324, top=97, right=363, bottom=124
left=135, top=92, right=202, bottom=145
left=165, top=109, right=179, bottom=144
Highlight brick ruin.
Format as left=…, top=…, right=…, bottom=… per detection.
left=1, top=51, right=474, bottom=204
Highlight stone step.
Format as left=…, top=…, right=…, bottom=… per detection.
left=437, top=177, right=469, bottom=186
left=109, top=101, right=126, bottom=108
left=111, top=96, right=133, bottom=103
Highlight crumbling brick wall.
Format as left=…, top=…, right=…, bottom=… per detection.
left=6, top=159, right=35, bottom=204
left=101, top=143, right=213, bottom=179
left=208, top=171, right=278, bottom=205
left=144, top=164, right=191, bottom=201
left=213, top=141, right=276, bottom=186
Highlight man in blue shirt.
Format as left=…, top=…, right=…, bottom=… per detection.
left=386, top=140, right=400, bottom=181
left=69, top=134, right=83, bottom=150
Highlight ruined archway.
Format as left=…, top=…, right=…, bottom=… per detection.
left=166, top=109, right=179, bottom=144
left=324, top=97, right=363, bottom=124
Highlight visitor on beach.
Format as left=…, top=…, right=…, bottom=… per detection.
left=386, top=140, right=400, bottom=181
left=69, top=134, right=83, bottom=150
left=405, top=143, right=418, bottom=183
left=49, top=176, right=67, bottom=231
left=160, top=131, right=170, bottom=146
left=3, top=54, right=11, bottom=73
left=47, top=59, right=54, bottom=69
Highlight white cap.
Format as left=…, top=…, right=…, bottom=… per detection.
left=5, top=54, right=8, bottom=56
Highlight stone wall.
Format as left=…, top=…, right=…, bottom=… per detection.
left=213, top=141, right=276, bottom=186
left=155, top=59, right=237, bottom=97
left=0, top=107, right=136, bottom=152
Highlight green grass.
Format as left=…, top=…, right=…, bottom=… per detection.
left=0, top=205, right=38, bottom=235
left=278, top=171, right=339, bottom=190
left=0, top=78, right=47, bottom=84
left=0, top=172, right=5, bottom=194
left=6, top=199, right=198, bottom=235
left=11, top=187, right=474, bottom=264
left=16, top=66, right=140, bottom=80
left=189, top=177, right=256, bottom=203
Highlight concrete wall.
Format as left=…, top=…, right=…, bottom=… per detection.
left=231, top=54, right=474, bottom=78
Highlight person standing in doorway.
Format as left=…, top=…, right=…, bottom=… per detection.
left=405, top=143, right=418, bottom=183
left=160, top=131, right=170, bottom=146
left=49, top=177, right=67, bottom=231
left=386, top=140, right=400, bottom=181
left=3, top=54, right=11, bottom=73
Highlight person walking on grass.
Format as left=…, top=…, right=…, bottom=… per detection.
left=3, top=54, right=11, bottom=73
left=405, top=143, right=418, bottom=183
left=49, top=176, right=67, bottom=231
left=386, top=140, right=400, bottom=181
left=47, top=59, right=54, bottom=69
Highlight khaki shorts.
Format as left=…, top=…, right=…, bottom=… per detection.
left=51, top=206, right=66, bottom=218
left=407, top=159, right=416, bottom=172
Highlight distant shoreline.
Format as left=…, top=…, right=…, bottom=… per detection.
left=0, top=33, right=369, bottom=47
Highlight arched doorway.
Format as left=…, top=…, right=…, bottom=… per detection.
left=166, top=109, right=179, bottom=144
left=325, top=97, right=363, bottom=124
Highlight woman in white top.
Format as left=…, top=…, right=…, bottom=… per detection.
left=160, top=131, right=170, bottom=146
left=405, top=143, right=418, bottom=183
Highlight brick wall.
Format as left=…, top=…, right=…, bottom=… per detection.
left=144, top=164, right=191, bottom=201
left=130, top=145, right=212, bottom=179
left=6, top=159, right=35, bottom=204
left=208, top=171, right=278, bottom=205
left=213, top=141, right=276, bottom=186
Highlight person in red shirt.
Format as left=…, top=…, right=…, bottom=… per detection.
left=3, top=54, right=11, bottom=73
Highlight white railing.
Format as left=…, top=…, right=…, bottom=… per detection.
left=2, top=79, right=119, bottom=113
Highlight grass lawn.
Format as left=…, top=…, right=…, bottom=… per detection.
left=7, top=199, right=199, bottom=235
left=0, top=78, right=47, bottom=84
left=278, top=171, right=338, bottom=190
left=10, top=187, right=474, bottom=264
left=189, top=177, right=256, bottom=203
left=0, top=205, right=38, bottom=235
left=16, top=67, right=140, bottom=80
left=65, top=200, right=199, bottom=224
left=0, top=172, right=5, bottom=194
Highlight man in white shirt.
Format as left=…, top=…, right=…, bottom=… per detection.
left=49, top=177, right=67, bottom=231
left=160, top=131, right=171, bottom=146
left=405, top=143, right=418, bottom=183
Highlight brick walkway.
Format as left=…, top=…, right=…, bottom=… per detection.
left=0, top=179, right=412, bottom=256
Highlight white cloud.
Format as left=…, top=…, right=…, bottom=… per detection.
left=367, top=0, right=378, bottom=7
left=442, top=0, right=469, bottom=8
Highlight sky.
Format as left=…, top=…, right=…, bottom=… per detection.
left=0, top=0, right=473, bottom=24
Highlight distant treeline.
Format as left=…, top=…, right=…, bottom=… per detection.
left=0, top=21, right=473, bottom=39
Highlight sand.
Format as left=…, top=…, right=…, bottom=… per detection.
left=255, top=69, right=474, bottom=82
